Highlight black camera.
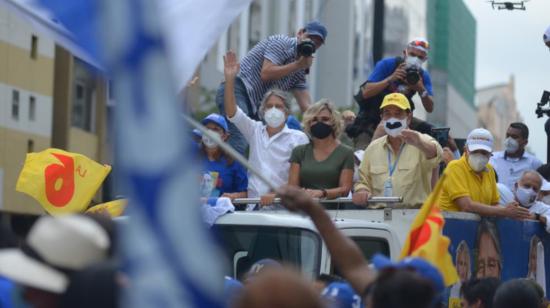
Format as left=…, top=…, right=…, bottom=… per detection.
left=405, top=67, right=420, bottom=85
left=430, top=127, right=450, bottom=148
left=297, top=40, right=316, bottom=57
left=535, top=90, right=550, bottom=118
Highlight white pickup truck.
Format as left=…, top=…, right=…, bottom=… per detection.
left=213, top=208, right=476, bottom=279
left=213, top=206, right=549, bottom=298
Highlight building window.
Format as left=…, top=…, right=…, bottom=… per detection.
left=71, top=59, right=97, bottom=132
left=29, top=96, right=36, bottom=121
left=27, top=139, right=34, bottom=153
left=31, top=35, right=38, bottom=59
left=11, top=90, right=19, bottom=120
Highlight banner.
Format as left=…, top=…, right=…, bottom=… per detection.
left=16, top=148, right=111, bottom=215
left=445, top=217, right=549, bottom=307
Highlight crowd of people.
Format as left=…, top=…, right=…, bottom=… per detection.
left=191, top=19, right=550, bottom=307
left=0, top=19, right=548, bottom=308
left=0, top=214, right=120, bottom=308
left=195, top=19, right=550, bottom=230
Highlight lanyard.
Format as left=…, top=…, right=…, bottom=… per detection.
left=387, top=143, right=405, bottom=177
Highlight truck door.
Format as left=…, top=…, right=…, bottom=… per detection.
left=328, top=228, right=394, bottom=275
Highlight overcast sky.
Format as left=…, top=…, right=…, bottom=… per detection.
left=462, top=0, right=550, bottom=162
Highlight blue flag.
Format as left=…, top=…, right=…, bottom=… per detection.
left=33, top=0, right=251, bottom=306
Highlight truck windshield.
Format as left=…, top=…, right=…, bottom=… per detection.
left=213, top=225, right=321, bottom=280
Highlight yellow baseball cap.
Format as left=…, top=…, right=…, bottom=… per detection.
left=379, top=93, right=411, bottom=110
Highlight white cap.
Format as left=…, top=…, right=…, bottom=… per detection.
left=467, top=128, right=494, bottom=152
left=544, top=25, right=550, bottom=43
left=541, top=179, right=550, bottom=192
left=0, top=215, right=110, bottom=293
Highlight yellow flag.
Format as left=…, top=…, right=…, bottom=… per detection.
left=86, top=199, right=128, bottom=217
left=16, top=148, right=111, bottom=215
left=400, top=174, right=459, bottom=286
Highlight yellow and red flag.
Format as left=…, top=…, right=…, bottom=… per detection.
left=400, top=174, right=459, bottom=286
left=86, top=199, right=128, bottom=217
left=16, top=148, right=111, bottom=215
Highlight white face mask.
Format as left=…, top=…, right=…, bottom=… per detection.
left=264, top=107, right=286, bottom=128
left=405, top=55, right=422, bottom=68
left=504, top=137, right=519, bottom=154
left=541, top=194, right=550, bottom=205
left=515, top=186, right=537, bottom=208
left=383, top=117, right=407, bottom=137
left=468, top=153, right=489, bottom=172
left=202, top=132, right=220, bottom=149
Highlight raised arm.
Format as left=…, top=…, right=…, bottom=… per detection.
left=400, top=129, right=438, bottom=159
left=278, top=185, right=376, bottom=294
left=223, top=51, right=240, bottom=118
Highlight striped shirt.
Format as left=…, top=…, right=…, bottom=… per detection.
left=238, top=35, right=308, bottom=114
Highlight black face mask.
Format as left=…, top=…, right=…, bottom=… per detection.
left=310, top=122, right=333, bottom=139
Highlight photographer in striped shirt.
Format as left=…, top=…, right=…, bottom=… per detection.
left=216, top=20, right=328, bottom=154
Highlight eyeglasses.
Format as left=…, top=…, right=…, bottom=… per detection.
left=409, top=40, right=429, bottom=49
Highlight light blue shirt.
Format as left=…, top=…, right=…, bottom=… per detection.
left=489, top=151, right=543, bottom=191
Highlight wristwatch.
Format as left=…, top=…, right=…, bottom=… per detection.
left=420, top=90, right=429, bottom=98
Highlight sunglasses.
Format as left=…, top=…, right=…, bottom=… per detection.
left=409, top=40, right=429, bottom=49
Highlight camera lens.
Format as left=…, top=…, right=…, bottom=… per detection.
left=406, top=68, right=420, bottom=85
left=297, top=40, right=316, bottom=57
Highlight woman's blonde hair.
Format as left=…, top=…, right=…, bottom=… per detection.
left=302, top=98, right=343, bottom=138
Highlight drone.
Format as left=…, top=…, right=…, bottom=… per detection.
left=487, top=0, right=529, bottom=10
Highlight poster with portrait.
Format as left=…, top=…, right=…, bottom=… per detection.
left=443, top=216, right=549, bottom=307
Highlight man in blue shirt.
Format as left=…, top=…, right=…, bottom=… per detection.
left=490, top=122, right=543, bottom=191
left=347, top=38, right=435, bottom=150
left=199, top=113, right=248, bottom=199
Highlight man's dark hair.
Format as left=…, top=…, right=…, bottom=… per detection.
left=369, top=268, right=435, bottom=308
left=460, top=278, right=501, bottom=308
left=493, top=279, right=540, bottom=308
left=509, top=122, right=529, bottom=140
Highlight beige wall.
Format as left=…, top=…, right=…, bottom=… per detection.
left=0, top=128, right=49, bottom=214
left=0, top=28, right=54, bottom=214
left=0, top=41, right=54, bottom=96
left=68, top=128, right=99, bottom=161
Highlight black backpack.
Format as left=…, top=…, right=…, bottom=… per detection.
left=346, top=57, right=405, bottom=138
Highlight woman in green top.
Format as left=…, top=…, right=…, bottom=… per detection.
left=289, top=99, right=355, bottom=199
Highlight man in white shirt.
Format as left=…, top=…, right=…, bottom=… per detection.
left=498, top=170, right=550, bottom=233
left=490, top=122, right=542, bottom=191
left=223, top=51, right=308, bottom=208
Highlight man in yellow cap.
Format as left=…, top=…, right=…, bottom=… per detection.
left=352, top=93, right=442, bottom=206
